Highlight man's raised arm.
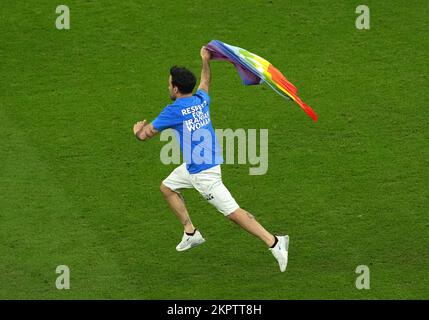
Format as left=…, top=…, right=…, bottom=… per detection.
left=198, top=46, right=211, bottom=93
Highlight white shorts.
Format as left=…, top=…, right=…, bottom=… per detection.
left=162, top=163, right=240, bottom=216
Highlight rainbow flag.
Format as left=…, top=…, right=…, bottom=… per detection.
left=206, top=40, right=318, bottom=122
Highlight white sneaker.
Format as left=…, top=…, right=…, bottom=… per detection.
left=269, top=235, right=289, bottom=272
left=176, top=230, right=206, bottom=252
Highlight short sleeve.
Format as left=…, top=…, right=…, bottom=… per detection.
left=195, top=89, right=210, bottom=104
left=151, top=106, right=181, bottom=131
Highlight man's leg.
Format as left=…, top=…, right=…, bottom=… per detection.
left=225, top=207, right=289, bottom=272
left=160, top=183, right=206, bottom=252
left=160, top=164, right=206, bottom=252
left=160, top=183, right=195, bottom=233
left=227, top=208, right=276, bottom=247
left=191, top=167, right=276, bottom=247
left=192, top=165, right=289, bottom=271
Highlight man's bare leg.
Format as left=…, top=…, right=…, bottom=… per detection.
left=228, top=208, right=276, bottom=247
left=160, top=183, right=195, bottom=233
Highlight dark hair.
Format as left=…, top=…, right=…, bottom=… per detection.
left=170, top=66, right=196, bottom=94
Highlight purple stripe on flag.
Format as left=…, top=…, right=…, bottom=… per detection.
left=206, top=40, right=262, bottom=85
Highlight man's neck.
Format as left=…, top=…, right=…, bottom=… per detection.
left=176, top=92, right=193, bottom=100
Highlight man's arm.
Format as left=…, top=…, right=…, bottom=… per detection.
left=133, top=119, right=158, bottom=141
left=198, top=46, right=211, bottom=93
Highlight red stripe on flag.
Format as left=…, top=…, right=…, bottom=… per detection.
left=268, top=64, right=297, bottom=95
left=268, top=64, right=318, bottom=121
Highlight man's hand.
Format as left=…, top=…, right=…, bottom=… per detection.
left=133, top=119, right=158, bottom=141
left=200, top=46, right=211, bottom=61
left=133, top=119, right=147, bottom=135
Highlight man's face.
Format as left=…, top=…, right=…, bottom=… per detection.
left=168, top=75, right=177, bottom=101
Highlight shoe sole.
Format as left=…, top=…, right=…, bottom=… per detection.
left=282, top=235, right=289, bottom=272
left=280, top=235, right=289, bottom=272
left=176, top=238, right=206, bottom=252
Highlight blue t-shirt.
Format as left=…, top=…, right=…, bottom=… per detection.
left=152, top=89, right=223, bottom=174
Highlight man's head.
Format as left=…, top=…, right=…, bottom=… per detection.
left=169, top=66, right=197, bottom=100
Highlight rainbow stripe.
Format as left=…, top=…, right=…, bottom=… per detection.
left=206, top=40, right=317, bottom=122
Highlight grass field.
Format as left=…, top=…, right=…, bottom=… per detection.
left=1, top=0, right=428, bottom=299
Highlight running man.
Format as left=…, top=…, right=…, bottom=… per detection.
left=132, top=46, right=289, bottom=272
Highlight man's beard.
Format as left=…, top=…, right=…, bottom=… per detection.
left=170, top=94, right=176, bottom=101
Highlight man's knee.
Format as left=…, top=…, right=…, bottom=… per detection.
left=160, top=183, right=173, bottom=197
left=227, top=208, right=254, bottom=222
left=226, top=208, right=241, bottom=222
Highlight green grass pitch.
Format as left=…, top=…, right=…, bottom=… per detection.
left=0, top=0, right=427, bottom=299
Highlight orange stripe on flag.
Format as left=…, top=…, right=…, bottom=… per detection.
left=268, top=64, right=318, bottom=122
